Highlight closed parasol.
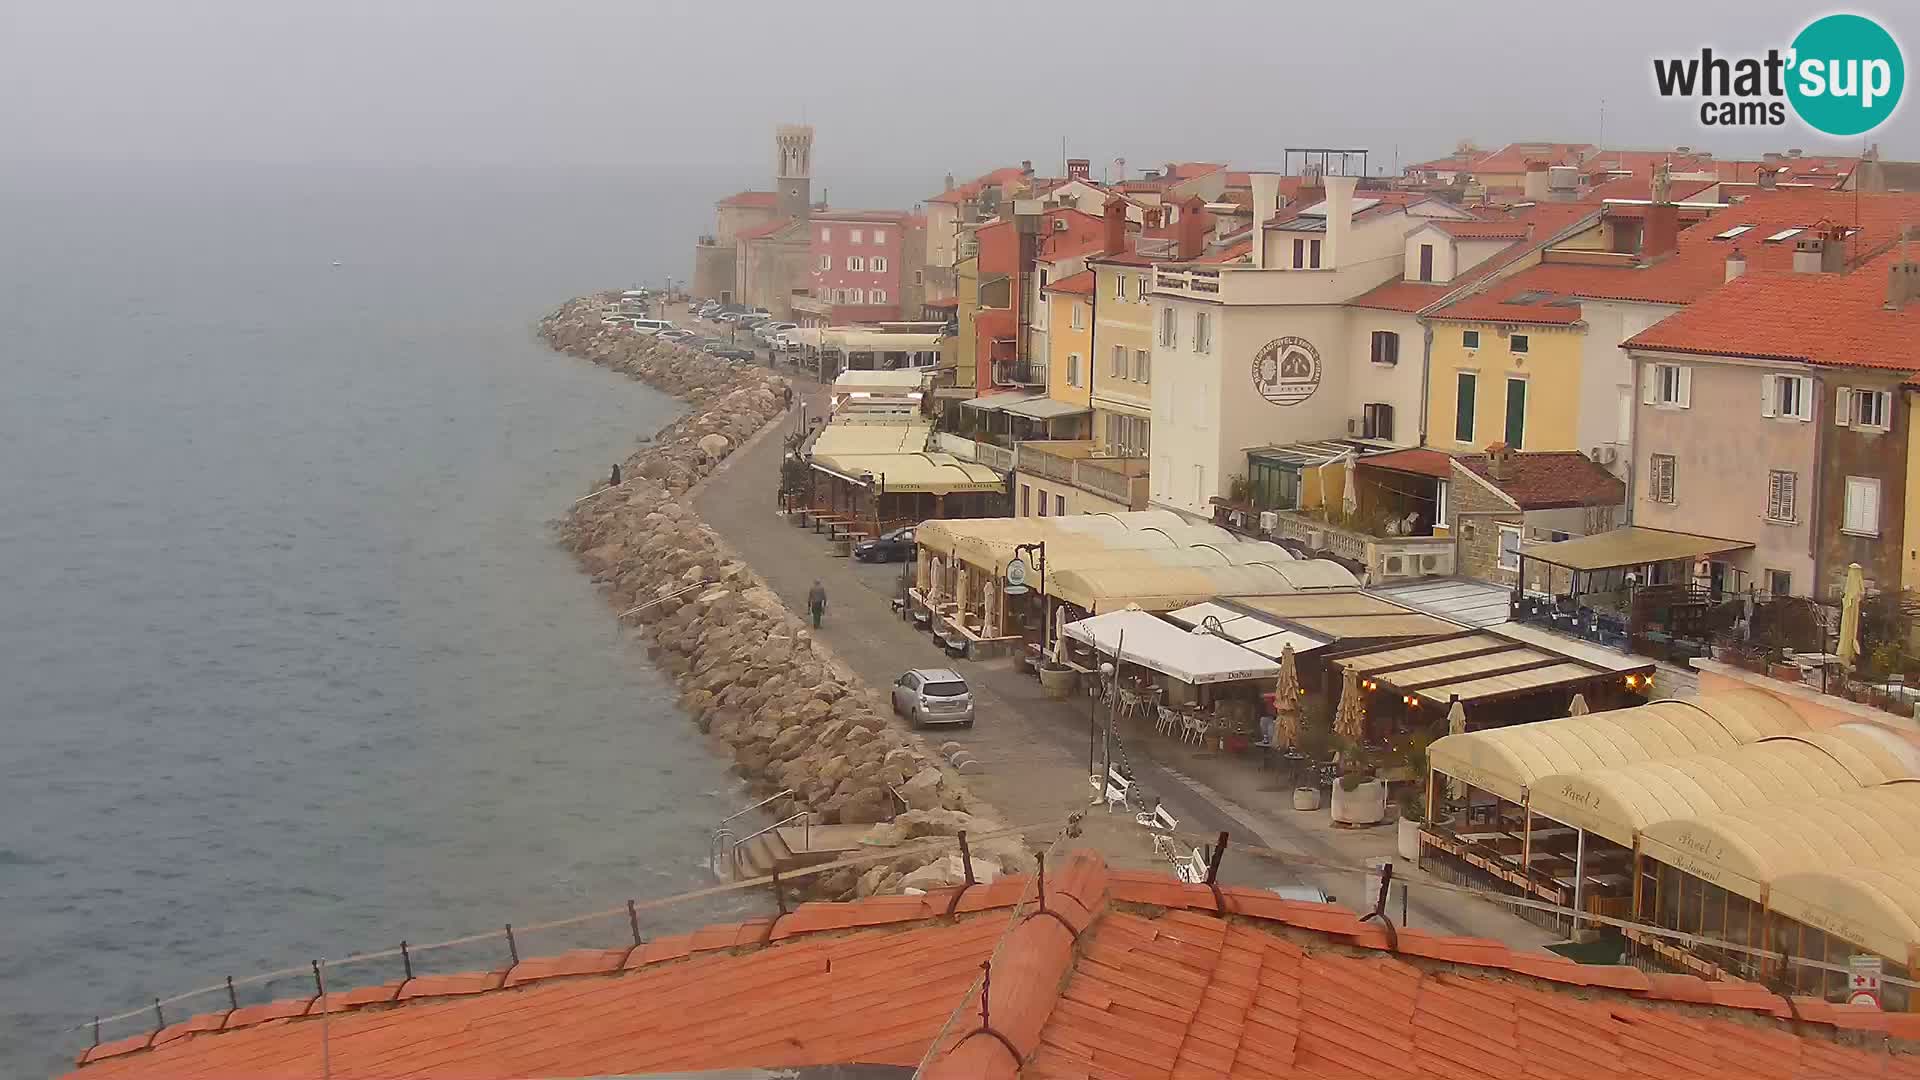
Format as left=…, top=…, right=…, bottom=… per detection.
left=1838, top=562, right=1865, bottom=672
left=1568, top=692, right=1590, bottom=716
left=1274, top=642, right=1302, bottom=748
left=1335, top=665, right=1366, bottom=744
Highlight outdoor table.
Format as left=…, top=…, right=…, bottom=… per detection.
left=1525, top=826, right=1576, bottom=843
left=1456, top=832, right=1510, bottom=844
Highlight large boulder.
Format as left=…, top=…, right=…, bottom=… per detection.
left=899, top=766, right=945, bottom=811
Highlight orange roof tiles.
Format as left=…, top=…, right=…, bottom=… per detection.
left=1457, top=449, right=1628, bottom=509
left=929, top=166, right=1028, bottom=205
left=63, top=851, right=1920, bottom=1080
left=1044, top=269, right=1095, bottom=296
left=1349, top=279, right=1451, bottom=313
left=1624, top=249, right=1920, bottom=371
left=717, top=190, right=779, bottom=208
left=1469, top=142, right=1597, bottom=176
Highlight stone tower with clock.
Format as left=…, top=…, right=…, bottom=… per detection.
left=775, top=124, right=814, bottom=221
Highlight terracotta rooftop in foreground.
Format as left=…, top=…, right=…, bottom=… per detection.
left=64, top=851, right=1920, bottom=1079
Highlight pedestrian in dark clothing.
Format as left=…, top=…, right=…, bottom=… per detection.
left=783, top=385, right=794, bottom=411
left=609, top=463, right=622, bottom=488
left=807, top=580, right=827, bottom=629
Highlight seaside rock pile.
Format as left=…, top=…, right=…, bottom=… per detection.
left=538, top=295, right=1032, bottom=901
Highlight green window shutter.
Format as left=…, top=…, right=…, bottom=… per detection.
left=1505, top=378, right=1527, bottom=450
left=1454, top=373, right=1476, bottom=443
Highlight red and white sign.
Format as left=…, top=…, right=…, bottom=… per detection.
left=1847, top=954, right=1882, bottom=1009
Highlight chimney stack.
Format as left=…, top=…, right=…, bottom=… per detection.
left=1249, top=173, right=1282, bottom=269
left=944, top=172, right=956, bottom=192
left=1887, top=227, right=1919, bottom=309
left=1102, top=197, right=1128, bottom=257
left=1485, top=442, right=1513, bottom=481
left=1177, top=196, right=1207, bottom=260
left=1725, top=248, right=1747, bottom=282
left=1066, top=158, right=1090, bottom=182
left=1021, top=160, right=1034, bottom=176
left=1758, top=169, right=1779, bottom=190
left=1642, top=167, right=1680, bottom=262
left=1793, top=235, right=1825, bottom=273
left=1324, top=174, right=1358, bottom=271
left=1523, top=160, right=1550, bottom=201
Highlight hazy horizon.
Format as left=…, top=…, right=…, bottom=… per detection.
left=4, top=0, right=1911, bottom=206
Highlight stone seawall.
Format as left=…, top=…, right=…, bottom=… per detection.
left=539, top=296, right=1031, bottom=899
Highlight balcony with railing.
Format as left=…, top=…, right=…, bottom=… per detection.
left=1014, top=441, right=1149, bottom=510
left=973, top=441, right=1015, bottom=473
left=989, top=357, right=1047, bottom=388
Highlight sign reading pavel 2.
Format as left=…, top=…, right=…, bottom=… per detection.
left=1251, top=336, right=1322, bottom=406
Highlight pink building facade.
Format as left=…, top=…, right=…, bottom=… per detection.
left=807, top=211, right=912, bottom=324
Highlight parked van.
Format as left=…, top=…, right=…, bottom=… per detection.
left=628, top=318, right=675, bottom=335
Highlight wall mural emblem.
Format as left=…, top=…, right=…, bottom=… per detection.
left=1251, top=336, right=1322, bottom=406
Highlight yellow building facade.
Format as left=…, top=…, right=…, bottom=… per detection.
left=1043, top=272, right=1095, bottom=417
left=1089, top=257, right=1155, bottom=458
left=1423, top=320, right=1586, bottom=453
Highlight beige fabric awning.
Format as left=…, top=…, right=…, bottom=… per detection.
left=1425, top=689, right=1808, bottom=804
left=1331, top=628, right=1651, bottom=708
left=1520, top=526, right=1754, bottom=572
left=1771, top=857, right=1920, bottom=966
left=1525, top=723, right=1920, bottom=847
left=810, top=452, right=1003, bottom=494
left=811, top=422, right=931, bottom=456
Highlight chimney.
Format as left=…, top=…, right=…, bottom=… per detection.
left=1523, top=160, right=1550, bottom=201
left=1484, top=442, right=1513, bottom=481
left=1323, top=174, right=1358, bottom=271
left=1250, top=173, right=1282, bottom=269
left=1725, top=248, right=1747, bottom=282
left=1887, top=227, right=1919, bottom=308
left=1758, top=169, right=1779, bottom=190
left=1642, top=171, right=1680, bottom=261
left=1102, top=197, right=1128, bottom=257
left=1020, top=159, right=1034, bottom=176
left=1177, top=196, right=1207, bottom=259
left=1793, top=235, right=1825, bottom=273
left=1066, top=158, right=1090, bottom=182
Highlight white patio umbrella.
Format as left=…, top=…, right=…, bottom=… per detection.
left=1341, top=454, right=1360, bottom=519
left=1568, top=692, right=1590, bottom=716
left=1445, top=698, right=1468, bottom=800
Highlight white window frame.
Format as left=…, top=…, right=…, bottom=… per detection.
left=870, top=288, right=886, bottom=304
left=1134, top=348, right=1150, bottom=382
left=1138, top=276, right=1151, bottom=303
left=1112, top=344, right=1126, bottom=378
left=848, top=287, right=864, bottom=304
left=1644, top=363, right=1692, bottom=409
left=1765, top=469, right=1797, bottom=524
left=1193, top=311, right=1212, bottom=354
left=1649, top=453, right=1677, bottom=504
left=1510, top=333, right=1530, bottom=354
left=870, top=229, right=885, bottom=245
left=817, top=254, right=831, bottom=270
left=849, top=229, right=863, bottom=245
left=1159, top=306, right=1177, bottom=348
left=871, top=256, right=887, bottom=273
left=1463, top=329, right=1480, bottom=349
left=1067, top=353, right=1081, bottom=387
left=847, top=255, right=864, bottom=272
left=1497, top=524, right=1522, bottom=572
left=1763, top=374, right=1813, bottom=421
left=819, top=228, right=831, bottom=242
left=1839, top=386, right=1892, bottom=430
left=1844, top=475, right=1882, bottom=536
left=1071, top=303, right=1086, bottom=331
left=1115, top=274, right=1128, bottom=300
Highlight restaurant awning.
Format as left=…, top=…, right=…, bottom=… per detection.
left=1524, top=723, right=1920, bottom=847
left=809, top=452, right=1004, bottom=494
left=1520, top=526, right=1755, bottom=572
left=831, top=369, right=928, bottom=395
left=1329, top=626, right=1653, bottom=709
left=810, top=422, right=931, bottom=456
left=1001, top=397, right=1091, bottom=421
left=1063, top=609, right=1280, bottom=685
left=1051, top=561, right=1357, bottom=613
left=958, top=392, right=1041, bottom=414
left=1425, top=689, right=1808, bottom=804
left=1771, top=857, right=1920, bottom=966
left=1165, top=601, right=1331, bottom=656
left=1232, top=592, right=1462, bottom=640
left=1639, top=780, right=1920, bottom=903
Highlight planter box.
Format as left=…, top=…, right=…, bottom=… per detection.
left=1292, top=787, right=1322, bottom=812
left=1768, top=663, right=1802, bottom=683
left=1331, top=779, right=1387, bottom=826
left=1397, top=816, right=1422, bottom=860
left=1038, top=665, right=1077, bottom=699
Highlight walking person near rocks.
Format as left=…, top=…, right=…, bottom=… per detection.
left=782, top=385, right=793, bottom=411
left=807, top=579, right=827, bottom=629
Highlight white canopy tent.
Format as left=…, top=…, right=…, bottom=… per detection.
left=1063, top=609, right=1281, bottom=685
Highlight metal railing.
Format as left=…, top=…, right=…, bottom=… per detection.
left=708, top=788, right=794, bottom=877
left=989, top=358, right=1045, bottom=387
left=728, top=811, right=810, bottom=879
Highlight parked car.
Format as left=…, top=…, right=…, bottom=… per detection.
left=890, top=668, right=974, bottom=728
left=627, top=318, right=674, bottom=335
left=853, top=526, right=916, bottom=562
left=712, top=348, right=756, bottom=362
left=659, top=328, right=696, bottom=342
left=756, top=321, right=798, bottom=342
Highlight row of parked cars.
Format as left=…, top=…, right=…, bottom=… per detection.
left=690, top=302, right=802, bottom=353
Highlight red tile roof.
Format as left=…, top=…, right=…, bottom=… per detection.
left=63, top=851, right=1920, bottom=1080
left=1353, top=202, right=1604, bottom=315
left=1430, top=219, right=1534, bottom=240
left=1624, top=250, right=1920, bottom=371
left=1433, top=189, right=1920, bottom=321
left=1359, top=448, right=1455, bottom=479
left=928, top=166, right=1028, bottom=205
left=1458, top=449, right=1628, bottom=509
left=717, top=190, right=778, bottom=208
left=1349, top=279, right=1451, bottom=313
left=1469, top=142, right=1597, bottom=175
left=1044, top=269, right=1095, bottom=296
left=811, top=209, right=916, bottom=224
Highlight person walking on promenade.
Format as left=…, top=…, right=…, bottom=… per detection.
left=782, top=385, right=793, bottom=411
left=807, top=579, right=828, bottom=629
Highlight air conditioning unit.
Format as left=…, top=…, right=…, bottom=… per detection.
left=1346, top=416, right=1363, bottom=435
left=1600, top=446, right=1618, bottom=465
left=1258, top=511, right=1279, bottom=533
left=1306, top=529, right=1326, bottom=550
left=1381, top=555, right=1407, bottom=578
left=1052, top=218, right=1068, bottom=232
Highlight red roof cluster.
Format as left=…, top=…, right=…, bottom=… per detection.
left=928, top=166, right=1029, bottom=205
left=65, top=851, right=1920, bottom=1080
left=1467, top=142, right=1598, bottom=176
left=717, top=190, right=779, bottom=208
left=1625, top=248, right=1920, bottom=371
left=1043, top=269, right=1095, bottom=296
left=1457, top=450, right=1629, bottom=509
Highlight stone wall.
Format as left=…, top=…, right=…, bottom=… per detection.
left=539, top=295, right=1029, bottom=900
left=1448, top=474, right=1521, bottom=587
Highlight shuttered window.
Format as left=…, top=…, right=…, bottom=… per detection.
left=1505, top=378, right=1527, bottom=450
left=1650, top=454, right=1677, bottom=504
left=1766, top=470, right=1797, bottom=523
left=1845, top=476, right=1882, bottom=535
left=1454, top=373, right=1476, bottom=444
left=1370, top=331, right=1399, bottom=366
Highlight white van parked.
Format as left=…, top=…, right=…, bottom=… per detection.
left=627, top=318, right=675, bottom=335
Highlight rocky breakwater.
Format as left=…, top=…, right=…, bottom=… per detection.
left=539, top=296, right=1032, bottom=900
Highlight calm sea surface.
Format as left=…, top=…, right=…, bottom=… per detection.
left=0, top=163, right=769, bottom=1074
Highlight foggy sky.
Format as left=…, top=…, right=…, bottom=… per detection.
left=3, top=0, right=1912, bottom=198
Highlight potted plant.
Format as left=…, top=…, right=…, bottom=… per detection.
left=1291, top=712, right=1331, bottom=812
left=1391, top=731, right=1434, bottom=860
left=1329, top=737, right=1386, bottom=827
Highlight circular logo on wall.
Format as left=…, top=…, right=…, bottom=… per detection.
left=1251, top=337, right=1322, bottom=406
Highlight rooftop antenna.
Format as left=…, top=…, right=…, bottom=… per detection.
left=1597, top=97, right=1606, bottom=149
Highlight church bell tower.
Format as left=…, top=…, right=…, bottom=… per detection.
left=775, top=124, right=814, bottom=220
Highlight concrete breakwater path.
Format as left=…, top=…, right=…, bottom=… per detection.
left=539, top=295, right=1031, bottom=899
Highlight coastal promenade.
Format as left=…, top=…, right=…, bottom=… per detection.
left=686, top=311, right=1559, bottom=950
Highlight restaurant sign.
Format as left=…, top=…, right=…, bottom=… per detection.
left=1251, top=336, right=1322, bottom=406
left=1004, top=556, right=1031, bottom=595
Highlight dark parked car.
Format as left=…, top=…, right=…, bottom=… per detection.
left=712, top=348, right=756, bottom=361
left=853, top=526, right=916, bottom=562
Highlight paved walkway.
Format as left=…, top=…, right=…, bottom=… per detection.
left=680, top=317, right=1558, bottom=950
